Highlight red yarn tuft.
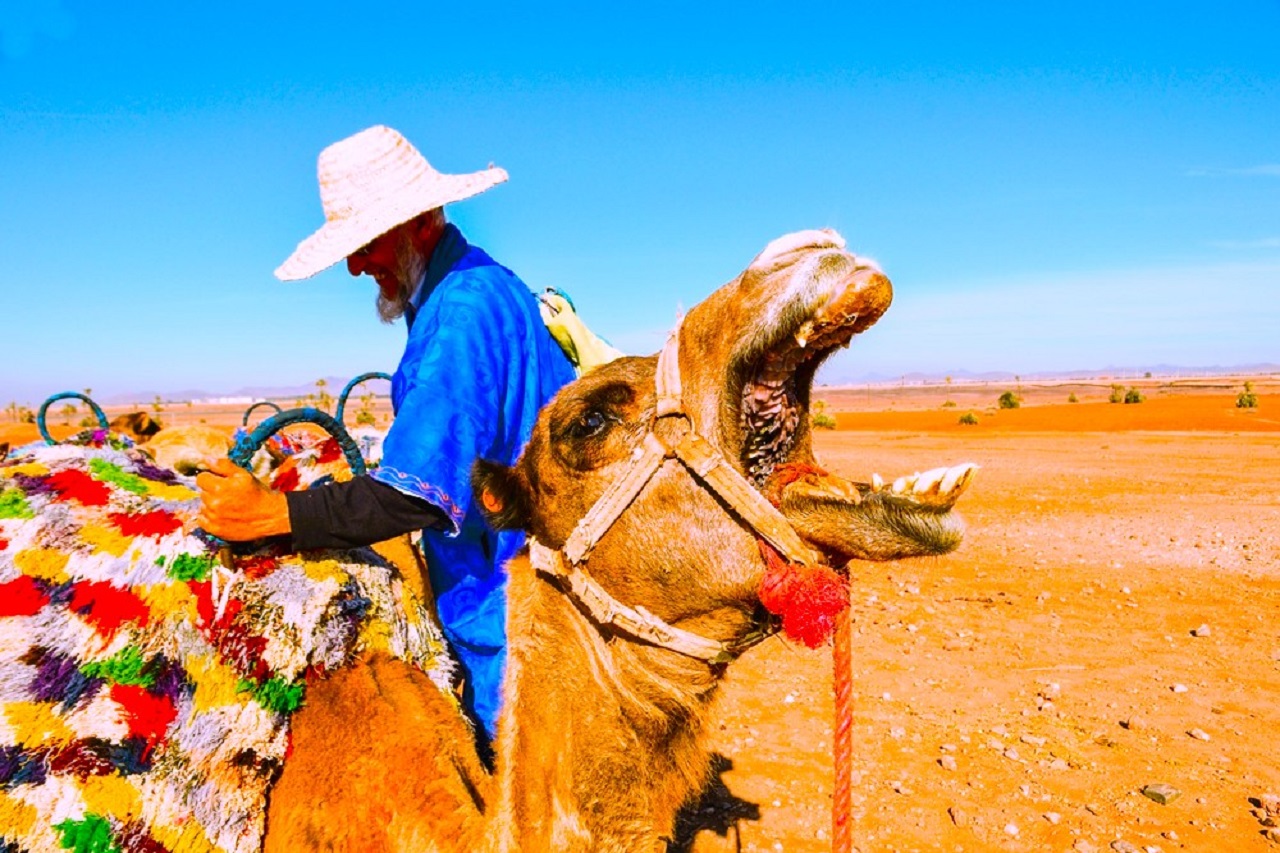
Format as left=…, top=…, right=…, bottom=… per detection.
left=271, top=464, right=300, bottom=493
left=757, top=541, right=848, bottom=648
left=237, top=554, right=279, bottom=580
left=69, top=581, right=151, bottom=638
left=317, top=438, right=342, bottom=464
left=0, top=537, right=8, bottom=551
left=109, top=509, right=182, bottom=539
left=45, top=469, right=112, bottom=506
left=110, top=684, right=176, bottom=751
left=0, top=576, right=49, bottom=617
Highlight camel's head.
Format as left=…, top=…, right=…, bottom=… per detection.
left=476, top=230, right=974, bottom=642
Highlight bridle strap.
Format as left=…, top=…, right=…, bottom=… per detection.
left=539, top=321, right=820, bottom=662
left=530, top=540, right=735, bottom=663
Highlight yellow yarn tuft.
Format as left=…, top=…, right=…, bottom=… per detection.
left=189, top=655, right=244, bottom=711
left=0, top=462, right=50, bottom=478
left=13, top=547, right=70, bottom=583
left=145, top=482, right=198, bottom=501
left=80, top=774, right=143, bottom=825
left=4, top=701, right=75, bottom=749
left=79, top=523, right=133, bottom=557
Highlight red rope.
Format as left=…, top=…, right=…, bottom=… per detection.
left=833, top=594, right=854, bottom=852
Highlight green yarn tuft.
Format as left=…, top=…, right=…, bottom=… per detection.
left=0, top=487, right=34, bottom=519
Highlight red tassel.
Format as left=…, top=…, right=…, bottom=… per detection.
left=0, top=576, right=49, bottom=617
left=69, top=581, right=151, bottom=639
left=757, top=541, right=848, bottom=648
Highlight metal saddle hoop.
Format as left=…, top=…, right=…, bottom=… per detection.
left=334, top=371, right=393, bottom=426
left=36, top=391, right=109, bottom=444
left=242, top=400, right=284, bottom=427
left=228, top=406, right=367, bottom=477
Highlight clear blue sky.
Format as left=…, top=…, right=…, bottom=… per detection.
left=2, top=1, right=1277, bottom=405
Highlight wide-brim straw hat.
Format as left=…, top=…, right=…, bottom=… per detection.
left=275, top=125, right=508, bottom=281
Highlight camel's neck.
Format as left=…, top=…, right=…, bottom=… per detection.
left=485, top=555, right=751, bottom=852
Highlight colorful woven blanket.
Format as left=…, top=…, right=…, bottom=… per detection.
left=0, top=440, right=455, bottom=853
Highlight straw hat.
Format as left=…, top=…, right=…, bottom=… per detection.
left=275, top=125, right=508, bottom=281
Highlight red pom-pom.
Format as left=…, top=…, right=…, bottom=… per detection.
left=757, top=541, right=848, bottom=648
left=46, top=469, right=112, bottom=506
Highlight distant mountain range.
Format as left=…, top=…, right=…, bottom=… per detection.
left=88, top=363, right=1280, bottom=406
left=99, top=376, right=393, bottom=406
left=821, top=363, right=1280, bottom=386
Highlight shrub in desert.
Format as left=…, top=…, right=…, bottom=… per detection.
left=942, top=400, right=956, bottom=408
left=997, top=390, right=1021, bottom=409
left=1237, top=381, right=1259, bottom=409
left=959, top=411, right=979, bottom=425
left=810, top=398, right=836, bottom=429
left=1124, top=387, right=1145, bottom=404
left=1068, top=392, right=1078, bottom=403
left=1109, top=384, right=1125, bottom=403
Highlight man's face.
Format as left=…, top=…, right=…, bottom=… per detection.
left=346, top=226, right=425, bottom=323
left=346, top=230, right=406, bottom=301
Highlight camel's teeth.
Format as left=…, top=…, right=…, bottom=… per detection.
left=891, top=475, right=910, bottom=494
left=871, top=473, right=884, bottom=491
left=939, top=463, right=979, bottom=495
left=913, top=466, right=949, bottom=495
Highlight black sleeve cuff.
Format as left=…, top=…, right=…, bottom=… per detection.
left=285, top=476, right=450, bottom=551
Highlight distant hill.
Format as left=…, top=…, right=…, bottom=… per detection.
left=99, top=375, right=393, bottom=406
left=822, top=363, right=1280, bottom=386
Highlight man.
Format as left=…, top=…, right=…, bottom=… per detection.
left=197, top=125, right=576, bottom=749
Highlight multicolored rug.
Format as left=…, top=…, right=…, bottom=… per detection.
left=0, top=438, right=455, bottom=852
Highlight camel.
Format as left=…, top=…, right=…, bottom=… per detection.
left=0, top=229, right=973, bottom=852
left=264, top=229, right=976, bottom=851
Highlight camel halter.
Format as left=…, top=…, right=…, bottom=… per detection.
left=529, top=323, right=823, bottom=664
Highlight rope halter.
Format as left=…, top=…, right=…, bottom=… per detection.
left=528, top=321, right=825, bottom=664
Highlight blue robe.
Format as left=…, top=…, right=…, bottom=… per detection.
left=371, top=224, right=574, bottom=739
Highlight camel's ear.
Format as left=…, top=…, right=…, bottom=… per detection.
left=472, top=458, right=533, bottom=531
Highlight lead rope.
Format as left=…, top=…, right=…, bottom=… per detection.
left=833, top=600, right=855, bottom=852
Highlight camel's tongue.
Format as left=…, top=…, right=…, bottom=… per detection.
left=757, top=540, right=848, bottom=648
left=764, top=462, right=863, bottom=508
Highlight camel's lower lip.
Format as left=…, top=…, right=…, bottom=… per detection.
left=774, top=463, right=979, bottom=562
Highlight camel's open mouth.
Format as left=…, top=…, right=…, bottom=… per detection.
left=725, top=240, right=975, bottom=562
left=738, top=262, right=890, bottom=486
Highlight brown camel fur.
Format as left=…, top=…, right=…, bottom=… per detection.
left=265, top=230, right=975, bottom=851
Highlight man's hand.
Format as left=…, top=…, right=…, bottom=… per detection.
left=196, top=458, right=291, bottom=542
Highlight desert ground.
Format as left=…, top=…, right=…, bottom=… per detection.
left=4, top=376, right=1278, bottom=852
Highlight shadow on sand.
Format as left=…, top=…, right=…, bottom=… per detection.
left=668, top=753, right=761, bottom=852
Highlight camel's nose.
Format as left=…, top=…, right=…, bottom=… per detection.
left=844, top=268, right=893, bottom=334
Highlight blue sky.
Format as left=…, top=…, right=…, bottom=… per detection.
left=2, top=1, right=1277, bottom=405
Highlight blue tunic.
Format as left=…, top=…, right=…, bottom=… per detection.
left=371, top=224, right=574, bottom=739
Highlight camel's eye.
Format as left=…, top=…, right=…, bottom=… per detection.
left=566, top=409, right=610, bottom=440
